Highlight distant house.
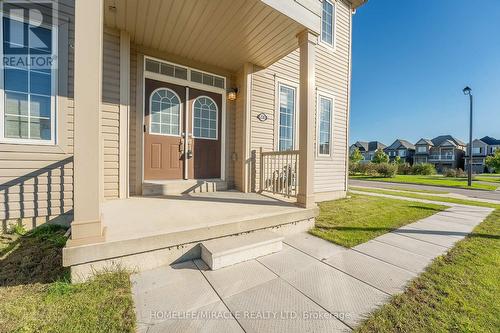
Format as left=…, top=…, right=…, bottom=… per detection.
left=414, top=135, right=466, bottom=172
left=384, top=139, right=415, bottom=164
left=349, top=141, right=387, bottom=162
left=466, top=136, right=500, bottom=173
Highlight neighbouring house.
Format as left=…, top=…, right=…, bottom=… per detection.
left=466, top=136, right=500, bottom=173
left=0, top=0, right=366, bottom=280
left=349, top=141, right=387, bottom=162
left=414, top=135, right=466, bottom=172
left=384, top=139, right=415, bottom=164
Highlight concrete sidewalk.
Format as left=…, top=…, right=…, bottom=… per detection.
left=349, top=179, right=500, bottom=201
left=131, top=205, right=493, bottom=333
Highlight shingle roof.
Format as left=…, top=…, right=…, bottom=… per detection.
left=416, top=138, right=434, bottom=146
left=368, top=141, right=387, bottom=151
left=480, top=136, right=500, bottom=145
left=431, top=135, right=465, bottom=147
left=386, top=139, right=415, bottom=151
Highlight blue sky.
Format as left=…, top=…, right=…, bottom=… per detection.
left=350, top=0, right=500, bottom=145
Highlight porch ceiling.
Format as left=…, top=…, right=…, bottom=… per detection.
left=104, top=0, right=305, bottom=72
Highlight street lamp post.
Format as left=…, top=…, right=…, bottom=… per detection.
left=463, top=86, right=473, bottom=187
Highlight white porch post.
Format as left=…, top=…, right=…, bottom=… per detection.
left=297, top=30, right=317, bottom=208
left=70, top=0, right=105, bottom=246
left=119, top=31, right=130, bottom=198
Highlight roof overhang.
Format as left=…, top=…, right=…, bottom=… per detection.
left=350, top=0, right=368, bottom=9
left=104, top=0, right=307, bottom=73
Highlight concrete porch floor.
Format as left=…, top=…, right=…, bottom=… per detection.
left=63, top=191, right=318, bottom=278
left=102, top=191, right=308, bottom=243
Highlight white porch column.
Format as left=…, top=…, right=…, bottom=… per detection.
left=70, top=0, right=105, bottom=246
left=297, top=30, right=317, bottom=208
left=119, top=31, right=130, bottom=198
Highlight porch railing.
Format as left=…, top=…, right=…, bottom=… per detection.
left=428, top=154, right=454, bottom=161
left=259, top=148, right=299, bottom=198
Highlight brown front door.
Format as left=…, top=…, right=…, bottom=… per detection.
left=188, top=88, right=222, bottom=179
left=144, top=79, right=185, bottom=180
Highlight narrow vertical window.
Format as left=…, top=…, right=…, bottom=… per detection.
left=318, top=95, right=333, bottom=156
left=1, top=15, right=56, bottom=143
left=278, top=84, right=296, bottom=151
left=321, top=0, right=335, bottom=47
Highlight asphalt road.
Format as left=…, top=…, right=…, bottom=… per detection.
left=349, top=179, right=500, bottom=201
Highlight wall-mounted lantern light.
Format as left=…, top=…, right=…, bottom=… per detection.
left=227, top=88, right=238, bottom=101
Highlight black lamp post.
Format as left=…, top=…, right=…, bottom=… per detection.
left=463, top=86, right=473, bottom=187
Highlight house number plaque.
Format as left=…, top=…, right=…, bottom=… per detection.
left=257, top=113, right=268, bottom=122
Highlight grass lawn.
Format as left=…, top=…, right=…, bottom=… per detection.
left=350, top=174, right=498, bottom=191
left=384, top=186, right=449, bottom=194
left=351, top=186, right=500, bottom=210
left=355, top=209, right=500, bottom=333
left=0, top=224, right=135, bottom=333
left=310, top=194, right=446, bottom=247
left=475, top=176, right=500, bottom=183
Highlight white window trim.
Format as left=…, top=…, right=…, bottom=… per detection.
left=319, top=0, right=336, bottom=51
left=148, top=87, right=183, bottom=138
left=144, top=55, right=226, bottom=93
left=141, top=55, right=227, bottom=183
left=275, top=80, right=298, bottom=151
left=191, top=95, right=219, bottom=141
left=0, top=12, right=58, bottom=145
left=316, top=90, right=335, bottom=158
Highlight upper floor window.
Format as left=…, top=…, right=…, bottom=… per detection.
left=317, top=94, right=333, bottom=156
left=417, top=146, right=427, bottom=153
left=321, top=0, right=335, bottom=47
left=398, top=149, right=406, bottom=157
left=472, top=147, right=481, bottom=155
left=278, top=83, right=296, bottom=151
left=1, top=14, right=56, bottom=144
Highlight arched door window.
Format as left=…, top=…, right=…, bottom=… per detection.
left=149, top=88, right=181, bottom=135
left=193, top=96, right=217, bottom=139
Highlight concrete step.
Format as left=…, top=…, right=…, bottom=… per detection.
left=201, top=230, right=283, bottom=270
left=142, top=179, right=228, bottom=196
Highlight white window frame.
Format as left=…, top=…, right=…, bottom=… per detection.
left=320, top=0, right=336, bottom=50
left=417, top=146, right=427, bottom=153
left=275, top=81, right=298, bottom=151
left=316, top=90, right=334, bottom=158
left=0, top=12, right=58, bottom=145
left=148, top=87, right=183, bottom=137
left=191, top=95, right=219, bottom=141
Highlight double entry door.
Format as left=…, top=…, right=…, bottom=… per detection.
left=143, top=79, right=221, bottom=180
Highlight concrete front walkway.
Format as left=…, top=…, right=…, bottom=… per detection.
left=131, top=205, right=493, bottom=333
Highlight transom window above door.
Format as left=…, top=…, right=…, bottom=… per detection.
left=193, top=96, right=217, bottom=139
left=149, top=88, right=181, bottom=136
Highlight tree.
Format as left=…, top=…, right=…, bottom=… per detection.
left=394, top=156, right=403, bottom=165
left=372, top=149, right=389, bottom=164
left=485, top=150, right=500, bottom=173
left=350, top=148, right=364, bottom=165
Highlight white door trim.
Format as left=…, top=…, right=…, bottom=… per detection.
left=141, top=56, right=226, bottom=182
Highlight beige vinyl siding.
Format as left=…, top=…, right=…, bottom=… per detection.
left=102, top=28, right=121, bottom=199
left=314, top=0, right=351, bottom=194
left=249, top=0, right=351, bottom=196
left=0, top=1, right=75, bottom=226
left=250, top=50, right=300, bottom=192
